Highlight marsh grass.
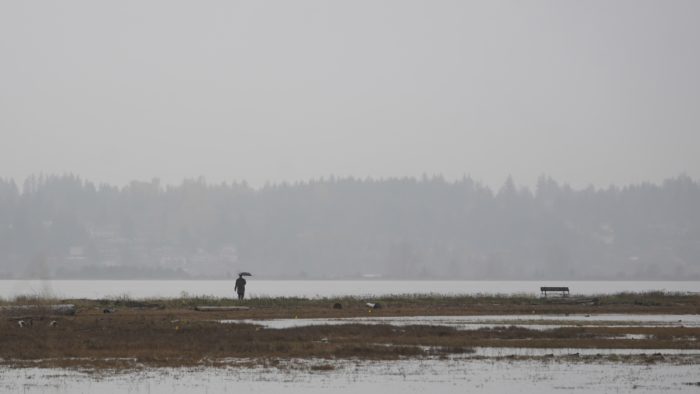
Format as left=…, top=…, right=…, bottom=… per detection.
left=1, top=309, right=698, bottom=369
left=0, top=294, right=64, bottom=306
left=1, top=290, right=696, bottom=304
left=90, top=291, right=700, bottom=309
left=2, top=291, right=699, bottom=319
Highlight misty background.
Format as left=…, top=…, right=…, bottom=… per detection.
left=1, top=1, right=699, bottom=280
left=0, top=174, right=698, bottom=280
left=1, top=1, right=699, bottom=190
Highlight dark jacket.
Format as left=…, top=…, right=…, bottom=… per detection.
left=235, top=277, right=246, bottom=293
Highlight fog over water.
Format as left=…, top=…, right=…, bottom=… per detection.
left=1, top=1, right=699, bottom=281
left=2, top=3, right=700, bottom=394
left=2, top=280, right=699, bottom=300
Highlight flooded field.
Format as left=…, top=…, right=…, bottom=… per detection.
left=2, top=356, right=699, bottom=394
left=2, top=291, right=698, bottom=393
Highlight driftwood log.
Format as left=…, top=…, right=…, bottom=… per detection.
left=194, top=306, right=251, bottom=312
left=541, top=297, right=600, bottom=305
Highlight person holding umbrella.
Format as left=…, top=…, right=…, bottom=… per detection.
left=235, top=272, right=251, bottom=300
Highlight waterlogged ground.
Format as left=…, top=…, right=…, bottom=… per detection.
left=224, top=313, right=700, bottom=330
left=2, top=293, right=699, bottom=393
left=2, top=356, right=700, bottom=394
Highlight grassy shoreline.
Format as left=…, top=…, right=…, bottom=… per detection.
left=3, top=291, right=699, bottom=314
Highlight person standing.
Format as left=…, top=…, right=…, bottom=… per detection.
left=234, top=274, right=247, bottom=300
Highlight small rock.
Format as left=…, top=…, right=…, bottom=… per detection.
left=17, top=320, right=26, bottom=328
left=49, top=320, right=57, bottom=327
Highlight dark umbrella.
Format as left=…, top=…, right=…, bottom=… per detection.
left=239, top=272, right=252, bottom=277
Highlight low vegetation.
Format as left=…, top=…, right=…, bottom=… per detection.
left=1, top=292, right=698, bottom=369
left=4, top=290, right=698, bottom=314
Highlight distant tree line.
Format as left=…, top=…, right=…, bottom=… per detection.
left=0, top=174, right=698, bottom=279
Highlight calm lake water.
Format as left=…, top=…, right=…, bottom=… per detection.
left=1, top=280, right=699, bottom=299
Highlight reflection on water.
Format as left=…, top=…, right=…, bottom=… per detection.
left=2, top=280, right=699, bottom=299
left=222, top=314, right=700, bottom=330
left=2, top=357, right=699, bottom=394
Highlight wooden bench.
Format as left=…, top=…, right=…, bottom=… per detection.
left=540, top=287, right=569, bottom=297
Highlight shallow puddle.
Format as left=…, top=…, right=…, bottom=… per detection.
left=221, top=314, right=700, bottom=330
left=470, top=347, right=700, bottom=357
left=2, top=357, right=699, bottom=394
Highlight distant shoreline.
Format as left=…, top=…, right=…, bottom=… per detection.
left=2, top=279, right=700, bottom=300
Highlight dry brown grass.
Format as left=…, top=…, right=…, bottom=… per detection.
left=4, top=291, right=700, bottom=315
left=1, top=292, right=699, bottom=369
left=2, top=312, right=698, bottom=369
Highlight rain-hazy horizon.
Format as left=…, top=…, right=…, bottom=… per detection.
left=3, top=4, right=700, bottom=393
left=2, top=0, right=699, bottom=190
left=1, top=1, right=699, bottom=281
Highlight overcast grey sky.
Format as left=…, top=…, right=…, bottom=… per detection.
left=1, top=0, right=698, bottom=189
